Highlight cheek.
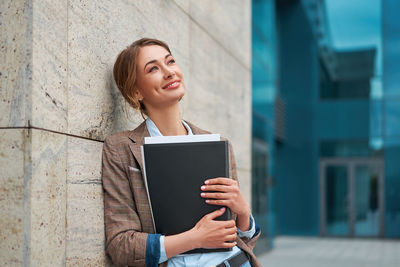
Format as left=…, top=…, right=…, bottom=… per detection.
left=137, top=74, right=158, bottom=89
left=135, top=73, right=146, bottom=88
left=175, top=67, right=184, bottom=80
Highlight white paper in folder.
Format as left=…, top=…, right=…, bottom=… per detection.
left=144, top=134, right=220, bottom=144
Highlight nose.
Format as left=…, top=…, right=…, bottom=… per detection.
left=163, top=65, right=175, bottom=79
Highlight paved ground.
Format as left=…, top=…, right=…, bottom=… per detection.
left=257, top=236, right=400, bottom=267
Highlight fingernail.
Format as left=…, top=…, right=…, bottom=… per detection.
left=200, top=193, right=205, bottom=197
left=220, top=207, right=225, bottom=211
left=205, top=200, right=210, bottom=203
left=201, top=186, right=206, bottom=190
left=205, top=180, right=209, bottom=184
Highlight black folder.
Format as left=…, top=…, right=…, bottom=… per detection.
left=142, top=140, right=232, bottom=254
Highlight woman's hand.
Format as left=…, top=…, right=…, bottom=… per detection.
left=200, top=177, right=251, bottom=231
left=164, top=208, right=236, bottom=258
left=190, top=207, right=237, bottom=249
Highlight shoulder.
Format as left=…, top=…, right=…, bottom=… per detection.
left=183, top=120, right=212, bottom=135
left=102, top=132, right=133, bottom=161
left=104, top=130, right=132, bottom=148
left=183, top=119, right=233, bottom=148
left=103, top=121, right=146, bottom=147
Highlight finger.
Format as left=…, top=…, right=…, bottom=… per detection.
left=201, top=192, right=230, bottom=199
left=223, top=226, right=237, bottom=234
left=204, top=207, right=226, bottom=220
left=222, top=228, right=237, bottom=237
left=205, top=199, right=229, bottom=206
left=205, top=177, right=234, bottom=186
left=227, top=228, right=238, bottom=235
left=213, top=219, right=235, bottom=229
left=223, top=219, right=236, bottom=229
left=209, top=220, right=232, bottom=231
left=201, top=184, right=232, bottom=192
left=221, top=241, right=237, bottom=248
left=224, top=233, right=237, bottom=242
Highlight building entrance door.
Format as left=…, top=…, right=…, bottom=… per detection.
left=319, top=158, right=384, bottom=237
left=252, top=137, right=270, bottom=253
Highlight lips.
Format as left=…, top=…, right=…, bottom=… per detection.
left=162, top=80, right=180, bottom=89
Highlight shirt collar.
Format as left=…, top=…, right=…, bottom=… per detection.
left=145, top=117, right=194, bottom=137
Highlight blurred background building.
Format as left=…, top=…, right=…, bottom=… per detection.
left=252, top=0, right=400, bottom=254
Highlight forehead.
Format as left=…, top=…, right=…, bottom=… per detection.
left=137, top=45, right=170, bottom=66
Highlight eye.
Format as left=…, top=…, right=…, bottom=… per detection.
left=149, top=66, right=158, bottom=73
left=168, top=59, right=175, bottom=64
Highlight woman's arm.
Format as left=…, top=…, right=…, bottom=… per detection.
left=200, top=140, right=261, bottom=249
left=102, top=137, right=149, bottom=266
left=163, top=207, right=237, bottom=258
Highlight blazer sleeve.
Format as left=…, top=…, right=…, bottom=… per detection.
left=227, top=140, right=261, bottom=250
left=101, top=136, right=148, bottom=266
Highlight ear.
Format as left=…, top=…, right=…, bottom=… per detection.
left=134, top=89, right=143, bottom=101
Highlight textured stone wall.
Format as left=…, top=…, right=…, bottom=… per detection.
left=0, top=0, right=251, bottom=265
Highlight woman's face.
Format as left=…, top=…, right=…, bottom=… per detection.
left=135, top=45, right=185, bottom=111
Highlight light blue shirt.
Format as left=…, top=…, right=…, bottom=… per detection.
left=145, top=118, right=257, bottom=266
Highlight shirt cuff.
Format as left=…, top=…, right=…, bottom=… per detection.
left=145, top=233, right=161, bottom=267
left=158, top=235, right=168, bottom=263
left=237, top=213, right=256, bottom=238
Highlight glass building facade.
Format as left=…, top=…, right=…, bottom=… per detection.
left=251, top=0, right=400, bottom=248
left=251, top=0, right=277, bottom=253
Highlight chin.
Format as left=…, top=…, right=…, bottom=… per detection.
left=176, top=86, right=185, bottom=99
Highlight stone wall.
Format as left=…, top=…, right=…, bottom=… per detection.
left=0, top=0, right=251, bottom=265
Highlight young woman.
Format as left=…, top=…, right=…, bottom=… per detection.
left=102, top=38, right=261, bottom=267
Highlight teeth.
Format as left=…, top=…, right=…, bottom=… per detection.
left=166, top=82, right=178, bottom=88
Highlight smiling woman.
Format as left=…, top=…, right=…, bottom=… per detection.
left=134, top=45, right=185, bottom=118
left=102, top=38, right=261, bottom=267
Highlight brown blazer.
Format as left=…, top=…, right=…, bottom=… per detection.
left=101, top=120, right=261, bottom=267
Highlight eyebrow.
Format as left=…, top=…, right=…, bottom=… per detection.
left=144, top=54, right=172, bottom=70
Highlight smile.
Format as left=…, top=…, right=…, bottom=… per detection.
left=163, top=80, right=180, bottom=89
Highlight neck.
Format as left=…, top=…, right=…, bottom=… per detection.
left=146, top=103, right=187, bottom=136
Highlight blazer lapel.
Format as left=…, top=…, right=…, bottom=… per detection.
left=184, top=120, right=211, bottom=135
left=127, top=121, right=149, bottom=173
